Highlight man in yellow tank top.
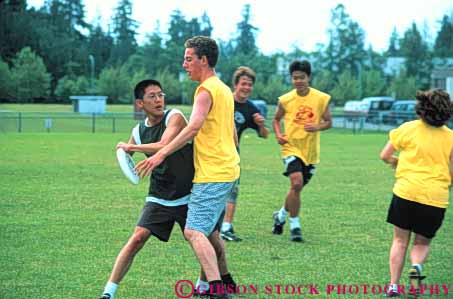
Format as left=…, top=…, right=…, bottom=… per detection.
left=380, top=89, right=453, bottom=297
left=135, top=36, right=239, bottom=298
left=272, top=60, right=332, bottom=242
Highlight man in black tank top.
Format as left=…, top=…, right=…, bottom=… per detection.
left=99, top=80, right=235, bottom=299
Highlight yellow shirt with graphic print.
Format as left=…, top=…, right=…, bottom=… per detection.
left=279, top=88, right=330, bottom=164
left=390, top=120, right=453, bottom=208
left=193, top=76, right=240, bottom=183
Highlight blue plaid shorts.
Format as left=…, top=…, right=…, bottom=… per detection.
left=186, top=180, right=238, bottom=236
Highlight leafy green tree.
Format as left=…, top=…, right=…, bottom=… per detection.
left=434, top=15, right=453, bottom=57
left=0, top=59, right=14, bottom=99
left=400, top=22, right=432, bottom=88
left=387, top=71, right=417, bottom=99
left=330, top=70, right=360, bottom=105
left=109, top=0, right=138, bottom=65
left=233, top=4, right=258, bottom=55
left=10, top=47, right=51, bottom=101
left=97, top=66, right=130, bottom=103
left=155, top=68, right=182, bottom=104
left=142, top=25, right=166, bottom=76
left=311, top=69, right=336, bottom=95
left=180, top=76, right=199, bottom=105
left=362, top=70, right=386, bottom=97
left=0, top=0, right=32, bottom=62
left=55, top=75, right=90, bottom=99
left=98, top=64, right=148, bottom=103
left=322, top=4, right=367, bottom=79
left=88, top=20, right=114, bottom=76
left=200, top=12, right=213, bottom=36
left=386, top=27, right=401, bottom=57
left=254, top=75, right=290, bottom=104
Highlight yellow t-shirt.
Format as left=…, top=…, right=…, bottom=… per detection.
left=279, top=88, right=331, bottom=164
left=390, top=120, right=453, bottom=208
left=193, top=76, right=240, bottom=183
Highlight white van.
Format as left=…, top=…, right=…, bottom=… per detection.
left=343, top=100, right=367, bottom=120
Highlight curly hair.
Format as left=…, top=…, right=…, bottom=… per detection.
left=415, top=89, right=453, bottom=127
left=184, top=36, right=219, bottom=68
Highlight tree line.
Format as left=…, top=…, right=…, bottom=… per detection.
left=1, top=0, right=452, bottom=105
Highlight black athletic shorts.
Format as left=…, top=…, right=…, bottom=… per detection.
left=283, top=156, right=316, bottom=185
left=386, top=193, right=446, bottom=239
left=137, top=202, right=188, bottom=242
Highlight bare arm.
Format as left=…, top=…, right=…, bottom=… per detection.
left=304, top=105, right=333, bottom=132
left=272, top=102, right=288, bottom=145
left=117, top=113, right=187, bottom=155
left=233, top=122, right=239, bottom=147
left=380, top=141, right=398, bottom=169
left=450, top=147, right=453, bottom=185
left=252, top=113, right=269, bottom=138
left=135, top=89, right=212, bottom=177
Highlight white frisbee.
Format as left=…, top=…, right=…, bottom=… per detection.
left=116, top=148, right=140, bottom=185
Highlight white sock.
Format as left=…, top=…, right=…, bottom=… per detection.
left=289, top=217, right=300, bottom=230
left=103, top=281, right=118, bottom=297
left=221, top=222, right=232, bottom=232
left=412, top=263, right=423, bottom=273
left=277, top=207, right=288, bottom=223
left=196, top=278, right=209, bottom=292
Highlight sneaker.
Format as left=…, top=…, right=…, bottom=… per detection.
left=408, top=266, right=426, bottom=295
left=272, top=211, right=285, bottom=235
left=99, top=294, right=112, bottom=299
left=221, top=273, right=237, bottom=294
left=290, top=227, right=304, bottom=242
left=220, top=228, right=242, bottom=242
left=385, top=289, right=399, bottom=297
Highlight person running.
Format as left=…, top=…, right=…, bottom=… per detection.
left=380, top=89, right=453, bottom=297
left=272, top=60, right=332, bottom=242
left=220, top=66, right=269, bottom=242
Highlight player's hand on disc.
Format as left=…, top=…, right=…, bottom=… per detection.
left=276, top=134, right=288, bottom=145
left=116, top=142, right=132, bottom=153
left=135, top=152, right=165, bottom=178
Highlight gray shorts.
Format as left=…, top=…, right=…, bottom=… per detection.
left=186, top=180, right=238, bottom=236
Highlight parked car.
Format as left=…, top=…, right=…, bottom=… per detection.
left=360, top=96, right=394, bottom=123
left=343, top=100, right=367, bottom=121
left=382, top=100, right=417, bottom=125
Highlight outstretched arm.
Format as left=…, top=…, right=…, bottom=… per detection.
left=117, top=113, right=187, bottom=155
left=135, top=89, right=212, bottom=177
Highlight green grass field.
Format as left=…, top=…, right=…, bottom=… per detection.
left=1, top=130, right=452, bottom=299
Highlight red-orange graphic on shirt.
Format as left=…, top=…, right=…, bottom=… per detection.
left=293, top=105, right=315, bottom=125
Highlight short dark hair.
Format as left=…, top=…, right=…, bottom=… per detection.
left=415, top=89, right=453, bottom=127
left=232, top=66, right=256, bottom=86
left=289, top=60, right=311, bottom=77
left=134, top=79, right=162, bottom=100
left=184, top=36, right=219, bottom=68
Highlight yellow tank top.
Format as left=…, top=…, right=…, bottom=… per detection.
left=390, top=120, right=453, bottom=208
left=193, top=76, right=240, bottom=183
left=279, top=88, right=330, bottom=164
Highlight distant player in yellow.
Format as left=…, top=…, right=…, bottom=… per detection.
left=272, top=60, right=332, bottom=242
left=380, top=89, right=453, bottom=297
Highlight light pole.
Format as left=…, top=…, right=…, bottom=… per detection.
left=88, top=54, right=95, bottom=91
